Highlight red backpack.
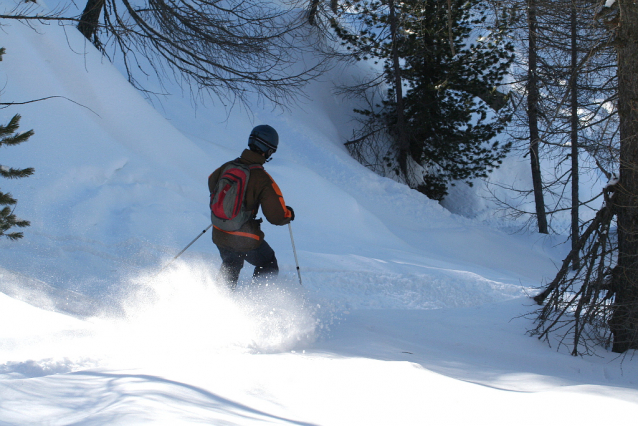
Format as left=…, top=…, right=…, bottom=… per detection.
left=210, top=160, right=263, bottom=231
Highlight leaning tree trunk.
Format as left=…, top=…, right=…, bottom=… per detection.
left=78, top=0, right=105, bottom=42
left=527, top=0, right=549, bottom=234
left=611, top=0, right=638, bottom=353
left=308, top=0, right=320, bottom=25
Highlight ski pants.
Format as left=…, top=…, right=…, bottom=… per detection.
left=217, top=240, right=279, bottom=290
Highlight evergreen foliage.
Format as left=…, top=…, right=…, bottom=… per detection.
left=335, top=0, right=514, bottom=200
left=1, top=49, right=35, bottom=240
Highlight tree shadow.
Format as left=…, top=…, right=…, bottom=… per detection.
left=313, top=304, right=638, bottom=396
left=0, top=371, right=316, bottom=426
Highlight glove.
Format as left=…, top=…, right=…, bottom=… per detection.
left=286, top=206, right=295, bottom=221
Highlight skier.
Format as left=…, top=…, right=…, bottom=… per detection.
left=208, top=125, right=294, bottom=290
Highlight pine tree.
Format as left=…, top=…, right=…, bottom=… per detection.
left=335, top=0, right=514, bottom=200
left=0, top=48, right=35, bottom=240
left=398, top=0, right=514, bottom=199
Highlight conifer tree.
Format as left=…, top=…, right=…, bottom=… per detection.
left=336, top=0, right=514, bottom=200
left=0, top=48, right=35, bottom=240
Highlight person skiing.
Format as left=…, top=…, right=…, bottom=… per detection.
left=208, top=124, right=294, bottom=290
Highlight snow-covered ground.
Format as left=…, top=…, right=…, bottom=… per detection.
left=1, top=5, right=637, bottom=425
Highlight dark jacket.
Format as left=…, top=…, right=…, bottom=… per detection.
left=208, top=149, right=292, bottom=251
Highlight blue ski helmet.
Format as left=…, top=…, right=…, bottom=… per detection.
left=248, top=125, right=279, bottom=159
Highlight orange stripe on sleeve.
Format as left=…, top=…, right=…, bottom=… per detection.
left=265, top=171, right=292, bottom=219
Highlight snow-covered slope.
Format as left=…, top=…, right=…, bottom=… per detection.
left=0, top=15, right=560, bottom=300
left=1, top=11, right=636, bottom=426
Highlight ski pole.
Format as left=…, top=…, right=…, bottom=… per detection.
left=154, top=224, right=212, bottom=277
left=288, top=223, right=303, bottom=286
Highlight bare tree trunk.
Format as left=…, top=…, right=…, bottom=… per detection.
left=528, top=0, right=549, bottom=234
left=388, top=0, right=409, bottom=181
left=78, top=0, right=105, bottom=42
left=570, top=3, right=580, bottom=269
left=308, top=0, right=320, bottom=25
left=611, top=0, right=638, bottom=353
